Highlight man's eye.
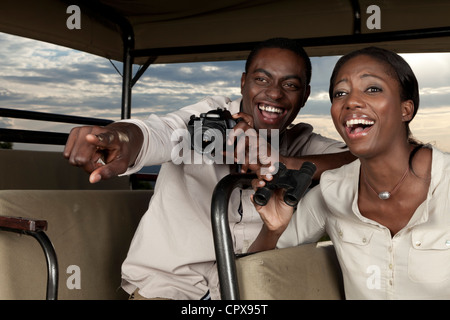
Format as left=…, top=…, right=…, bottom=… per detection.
left=367, top=86, right=382, bottom=93
left=255, top=77, right=268, bottom=83
left=283, top=82, right=299, bottom=90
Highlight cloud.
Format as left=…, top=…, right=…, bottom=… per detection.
left=297, top=106, right=450, bottom=153
left=2, top=32, right=450, bottom=153
left=402, top=53, right=450, bottom=88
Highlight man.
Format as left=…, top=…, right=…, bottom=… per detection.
left=63, top=38, right=354, bottom=300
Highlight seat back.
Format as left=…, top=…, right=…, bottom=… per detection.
left=0, top=189, right=152, bottom=299
left=0, top=149, right=130, bottom=190
left=236, top=242, right=344, bottom=299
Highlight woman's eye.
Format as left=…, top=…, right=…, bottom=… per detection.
left=333, top=91, right=347, bottom=98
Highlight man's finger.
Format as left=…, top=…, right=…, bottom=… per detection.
left=86, top=132, right=115, bottom=148
left=233, top=112, right=253, bottom=127
left=88, top=163, right=116, bottom=183
left=88, top=156, right=129, bottom=183
left=63, top=126, right=83, bottom=159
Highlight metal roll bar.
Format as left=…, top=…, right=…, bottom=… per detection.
left=0, top=216, right=58, bottom=300
left=211, top=173, right=256, bottom=300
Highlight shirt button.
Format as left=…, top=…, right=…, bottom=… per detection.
left=389, top=264, right=393, bottom=270
left=362, top=237, right=367, bottom=243
left=415, top=240, right=422, bottom=247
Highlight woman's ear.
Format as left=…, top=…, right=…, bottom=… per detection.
left=401, top=100, right=414, bottom=122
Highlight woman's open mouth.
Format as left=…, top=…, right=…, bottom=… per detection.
left=345, top=117, right=375, bottom=137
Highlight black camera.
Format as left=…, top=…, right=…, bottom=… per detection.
left=253, top=162, right=316, bottom=207
left=187, top=108, right=239, bottom=158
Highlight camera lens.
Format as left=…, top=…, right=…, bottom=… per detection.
left=192, top=126, right=224, bottom=157
left=192, top=128, right=211, bottom=154
left=188, top=109, right=236, bottom=159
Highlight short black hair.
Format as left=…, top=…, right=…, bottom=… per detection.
left=245, top=38, right=312, bottom=85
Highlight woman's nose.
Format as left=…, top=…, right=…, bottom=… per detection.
left=345, top=91, right=364, bottom=110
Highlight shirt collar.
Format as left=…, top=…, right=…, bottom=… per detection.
left=320, top=146, right=444, bottom=228
left=229, top=97, right=242, bottom=115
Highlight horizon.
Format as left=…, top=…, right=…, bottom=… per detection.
left=1, top=32, right=450, bottom=152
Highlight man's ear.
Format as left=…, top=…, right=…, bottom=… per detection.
left=303, top=85, right=311, bottom=106
left=401, top=100, right=414, bottom=122
left=299, top=85, right=311, bottom=109
left=240, top=72, right=246, bottom=95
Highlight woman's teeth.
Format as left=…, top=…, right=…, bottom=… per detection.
left=345, top=118, right=374, bottom=135
left=346, top=119, right=374, bottom=127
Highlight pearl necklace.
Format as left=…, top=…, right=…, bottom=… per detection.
left=362, top=166, right=409, bottom=200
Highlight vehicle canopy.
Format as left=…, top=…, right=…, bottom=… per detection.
left=0, top=0, right=449, bottom=301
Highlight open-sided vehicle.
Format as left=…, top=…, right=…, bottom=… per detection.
left=0, top=0, right=449, bottom=300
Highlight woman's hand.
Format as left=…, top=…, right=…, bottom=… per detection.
left=248, top=176, right=295, bottom=252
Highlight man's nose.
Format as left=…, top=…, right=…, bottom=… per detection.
left=265, top=84, right=283, bottom=100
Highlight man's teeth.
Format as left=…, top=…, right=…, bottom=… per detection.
left=258, top=105, right=283, bottom=114
left=346, top=119, right=375, bottom=127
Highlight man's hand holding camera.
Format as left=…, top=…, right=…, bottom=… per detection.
left=187, top=108, right=279, bottom=176
left=227, top=112, right=276, bottom=175
left=219, top=110, right=280, bottom=177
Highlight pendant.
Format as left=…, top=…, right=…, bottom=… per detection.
left=378, top=191, right=391, bottom=200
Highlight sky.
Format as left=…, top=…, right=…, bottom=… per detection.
left=1, top=32, right=450, bottom=152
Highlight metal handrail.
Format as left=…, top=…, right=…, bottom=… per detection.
left=0, top=107, right=113, bottom=145
left=211, top=173, right=256, bottom=300
left=0, top=216, right=58, bottom=300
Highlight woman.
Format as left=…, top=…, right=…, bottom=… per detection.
left=249, top=47, right=450, bottom=299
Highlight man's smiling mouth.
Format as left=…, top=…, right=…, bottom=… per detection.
left=258, top=104, right=283, bottom=114
left=258, top=104, right=286, bottom=121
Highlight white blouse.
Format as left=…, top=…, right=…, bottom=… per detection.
left=279, top=146, right=450, bottom=299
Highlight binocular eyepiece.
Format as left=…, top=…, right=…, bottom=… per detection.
left=253, top=161, right=316, bottom=207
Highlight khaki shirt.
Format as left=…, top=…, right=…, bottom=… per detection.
left=120, top=96, right=346, bottom=299
left=279, top=146, right=450, bottom=299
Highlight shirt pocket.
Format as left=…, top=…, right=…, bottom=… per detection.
left=408, top=228, right=450, bottom=283
left=334, top=219, right=374, bottom=246
left=332, top=219, right=374, bottom=269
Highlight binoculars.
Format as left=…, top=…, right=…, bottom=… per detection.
left=253, top=161, right=316, bottom=207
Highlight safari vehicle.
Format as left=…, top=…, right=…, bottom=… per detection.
left=0, top=0, right=449, bottom=300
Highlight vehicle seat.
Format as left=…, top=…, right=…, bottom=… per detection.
left=236, top=241, right=344, bottom=299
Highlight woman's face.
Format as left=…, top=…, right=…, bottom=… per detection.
left=330, top=55, right=413, bottom=159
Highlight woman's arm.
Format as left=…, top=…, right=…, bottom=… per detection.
left=280, top=151, right=356, bottom=180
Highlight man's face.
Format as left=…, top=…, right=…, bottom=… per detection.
left=240, top=47, right=310, bottom=133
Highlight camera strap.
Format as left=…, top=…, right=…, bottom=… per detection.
left=237, top=189, right=243, bottom=219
